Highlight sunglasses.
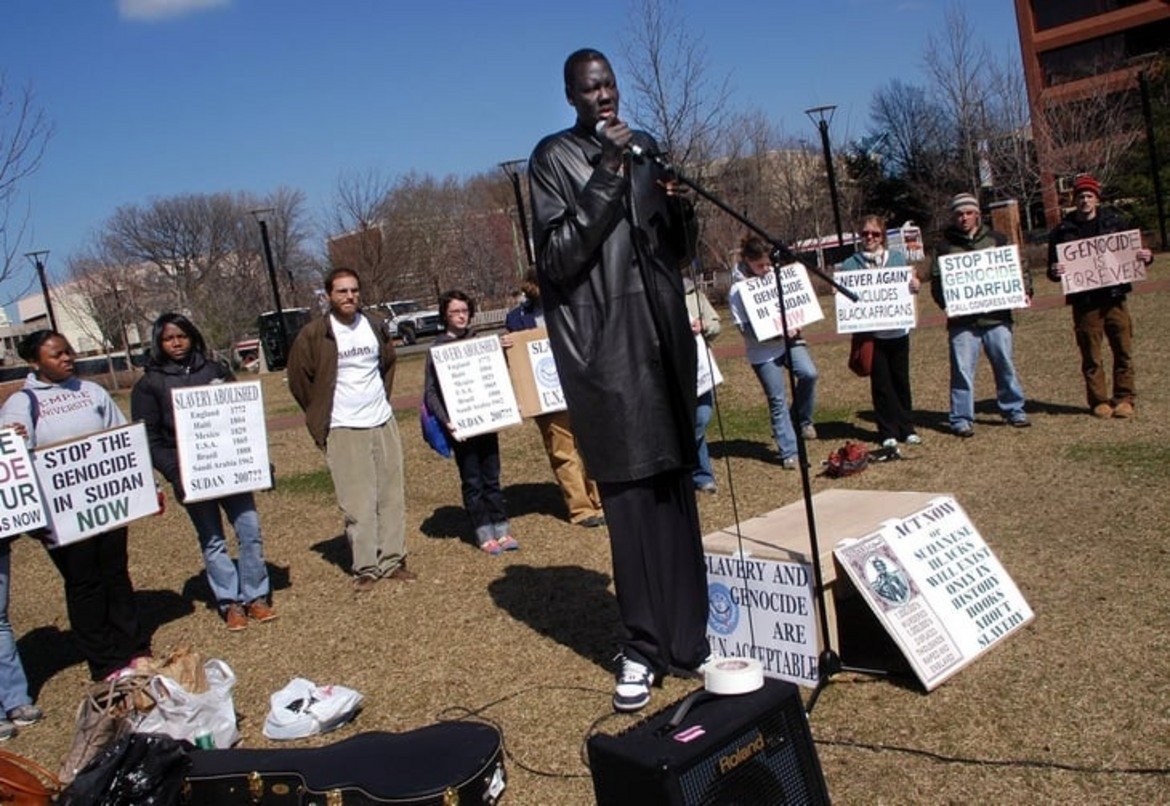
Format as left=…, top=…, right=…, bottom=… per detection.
left=860, top=230, right=883, bottom=238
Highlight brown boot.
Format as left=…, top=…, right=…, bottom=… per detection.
left=1091, top=403, right=1113, bottom=419
left=224, top=604, right=248, bottom=632
left=1113, top=400, right=1134, bottom=418
left=247, top=599, right=278, bottom=623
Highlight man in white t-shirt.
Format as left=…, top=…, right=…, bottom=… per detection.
left=288, top=268, right=415, bottom=591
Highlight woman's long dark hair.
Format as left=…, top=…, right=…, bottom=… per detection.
left=148, top=312, right=207, bottom=366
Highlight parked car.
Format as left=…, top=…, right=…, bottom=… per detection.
left=375, top=299, right=442, bottom=344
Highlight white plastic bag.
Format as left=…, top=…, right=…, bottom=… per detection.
left=262, top=677, right=363, bottom=741
left=135, top=658, right=240, bottom=748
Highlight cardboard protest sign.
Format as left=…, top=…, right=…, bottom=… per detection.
left=1056, top=229, right=1148, bottom=295
left=696, top=333, right=723, bottom=397
left=504, top=328, right=567, bottom=418
left=0, top=428, right=47, bottom=538
left=432, top=335, right=521, bottom=439
left=33, top=423, right=159, bottom=546
left=834, top=496, right=1033, bottom=690
left=172, top=380, right=272, bottom=503
left=937, top=244, right=1029, bottom=317
left=833, top=266, right=918, bottom=334
left=705, top=553, right=819, bottom=687
left=736, top=263, right=824, bottom=342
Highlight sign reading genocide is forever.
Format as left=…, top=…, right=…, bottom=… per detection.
left=0, top=427, right=47, bottom=538
left=172, top=380, right=272, bottom=504
left=33, top=423, right=159, bottom=546
left=431, top=335, right=522, bottom=440
left=737, top=263, right=824, bottom=342
left=1057, top=229, right=1148, bottom=295
left=938, top=244, right=1029, bottom=317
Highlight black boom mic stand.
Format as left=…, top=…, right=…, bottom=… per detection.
left=641, top=147, right=887, bottom=714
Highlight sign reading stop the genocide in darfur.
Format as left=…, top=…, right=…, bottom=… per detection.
left=1056, top=229, right=1148, bottom=295
left=938, top=244, right=1029, bottom=317
left=0, top=428, right=47, bottom=538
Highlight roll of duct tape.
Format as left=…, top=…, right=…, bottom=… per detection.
left=703, top=657, right=765, bottom=695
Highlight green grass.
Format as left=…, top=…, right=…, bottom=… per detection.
left=275, top=467, right=335, bottom=495
left=1066, top=440, right=1170, bottom=479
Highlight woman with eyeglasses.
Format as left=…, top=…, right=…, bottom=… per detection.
left=838, top=216, right=922, bottom=447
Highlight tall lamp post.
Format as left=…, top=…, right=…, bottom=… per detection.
left=499, top=159, right=535, bottom=271
left=24, top=250, right=57, bottom=331
left=805, top=105, right=846, bottom=251
left=249, top=208, right=289, bottom=362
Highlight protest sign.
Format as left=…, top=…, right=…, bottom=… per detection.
left=504, top=328, right=567, bottom=418
left=0, top=428, right=46, bottom=538
left=937, top=244, right=1029, bottom=317
left=833, top=266, right=918, bottom=334
left=834, top=496, right=1033, bottom=690
left=432, top=335, right=521, bottom=439
left=696, top=333, right=723, bottom=397
left=736, top=263, right=824, bottom=342
left=705, top=553, right=819, bottom=687
left=1056, top=229, right=1148, bottom=295
left=33, top=423, right=158, bottom=546
left=172, top=380, right=272, bottom=503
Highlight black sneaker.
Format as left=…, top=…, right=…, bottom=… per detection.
left=613, top=656, right=655, bottom=712
left=1009, top=416, right=1031, bottom=428
left=953, top=424, right=974, bottom=438
left=7, top=704, right=43, bottom=726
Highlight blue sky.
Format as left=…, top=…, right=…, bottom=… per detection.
left=1, top=0, right=1020, bottom=306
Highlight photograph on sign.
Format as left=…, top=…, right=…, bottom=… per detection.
left=0, top=427, right=47, bottom=538
left=432, top=335, right=521, bottom=440
left=33, top=423, right=159, bottom=546
left=834, top=496, right=1033, bottom=690
left=172, top=380, right=272, bottom=503
left=525, top=337, right=567, bottom=415
left=833, top=266, right=918, bottom=334
left=735, top=262, right=824, bottom=343
left=938, top=244, right=1029, bottom=318
left=705, top=553, right=819, bottom=687
left=1056, top=229, right=1148, bottom=295
left=696, top=333, right=723, bottom=397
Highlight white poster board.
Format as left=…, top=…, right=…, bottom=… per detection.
left=834, top=496, right=1033, bottom=690
left=833, top=266, right=918, bottom=334
left=1056, top=229, right=1148, bottom=294
left=525, top=337, right=567, bottom=415
left=0, top=428, right=47, bottom=538
left=705, top=553, right=819, bottom=687
left=172, top=380, right=272, bottom=503
left=431, top=335, right=522, bottom=439
left=736, top=263, right=824, bottom=342
left=33, top=423, right=159, bottom=546
left=696, top=334, right=723, bottom=397
left=937, top=244, right=1029, bottom=317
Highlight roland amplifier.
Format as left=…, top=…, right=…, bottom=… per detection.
left=587, top=678, right=829, bottom=805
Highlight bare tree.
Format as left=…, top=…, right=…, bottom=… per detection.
left=0, top=76, right=51, bottom=300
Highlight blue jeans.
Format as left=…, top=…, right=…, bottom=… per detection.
left=752, top=344, right=818, bottom=460
left=0, top=542, right=31, bottom=711
left=452, top=432, right=509, bottom=544
left=184, top=492, right=270, bottom=610
left=693, top=390, right=715, bottom=487
left=948, top=323, right=1027, bottom=429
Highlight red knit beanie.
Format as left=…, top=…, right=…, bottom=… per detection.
left=1073, top=175, right=1101, bottom=197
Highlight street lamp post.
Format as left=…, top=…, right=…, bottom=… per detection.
left=249, top=208, right=289, bottom=362
left=24, top=250, right=57, bottom=331
left=499, top=159, right=534, bottom=271
left=805, top=105, right=846, bottom=251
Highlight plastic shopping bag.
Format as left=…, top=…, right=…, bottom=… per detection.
left=135, top=659, right=240, bottom=749
left=263, top=678, right=364, bottom=741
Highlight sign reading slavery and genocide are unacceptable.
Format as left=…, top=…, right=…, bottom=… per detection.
left=834, top=496, right=1033, bottom=691
left=705, top=553, right=819, bottom=687
left=172, top=380, right=272, bottom=504
left=0, top=428, right=47, bottom=538
left=1057, top=229, right=1148, bottom=295
left=737, top=263, right=824, bottom=342
left=833, top=266, right=918, bottom=334
left=524, top=336, right=567, bottom=415
left=33, top=423, right=159, bottom=546
left=938, top=244, right=1029, bottom=317
left=432, top=335, right=522, bottom=440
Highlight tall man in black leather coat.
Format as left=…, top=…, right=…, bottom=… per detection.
left=528, top=48, right=710, bottom=712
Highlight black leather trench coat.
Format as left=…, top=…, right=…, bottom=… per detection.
left=528, top=123, right=697, bottom=484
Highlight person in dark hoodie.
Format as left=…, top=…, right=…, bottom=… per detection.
left=131, top=313, right=275, bottom=631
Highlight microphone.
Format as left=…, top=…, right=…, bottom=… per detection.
left=595, top=119, right=651, bottom=158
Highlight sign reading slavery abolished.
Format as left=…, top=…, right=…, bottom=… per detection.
left=33, top=423, right=159, bottom=546
left=0, top=428, right=47, bottom=538
left=833, top=266, right=918, bottom=334
left=834, top=496, right=1033, bottom=690
left=1056, top=229, right=1148, bottom=295
left=431, top=335, right=521, bottom=439
left=705, top=553, right=819, bottom=687
left=172, top=380, right=272, bottom=503
left=736, top=263, right=824, bottom=342
left=937, top=244, right=1029, bottom=317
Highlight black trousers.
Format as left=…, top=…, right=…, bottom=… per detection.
left=48, top=527, right=149, bottom=681
left=598, top=469, right=710, bottom=675
left=870, top=335, right=916, bottom=442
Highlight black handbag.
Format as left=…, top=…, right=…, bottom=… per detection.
left=182, top=723, right=504, bottom=805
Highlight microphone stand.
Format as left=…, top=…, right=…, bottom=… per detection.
left=642, top=149, right=888, bottom=714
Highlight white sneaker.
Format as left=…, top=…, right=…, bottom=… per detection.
left=613, top=656, right=654, bottom=712
left=801, top=423, right=818, bottom=440
left=881, top=438, right=898, bottom=449
left=905, top=433, right=922, bottom=445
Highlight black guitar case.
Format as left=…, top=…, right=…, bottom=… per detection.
left=182, top=722, right=505, bottom=805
